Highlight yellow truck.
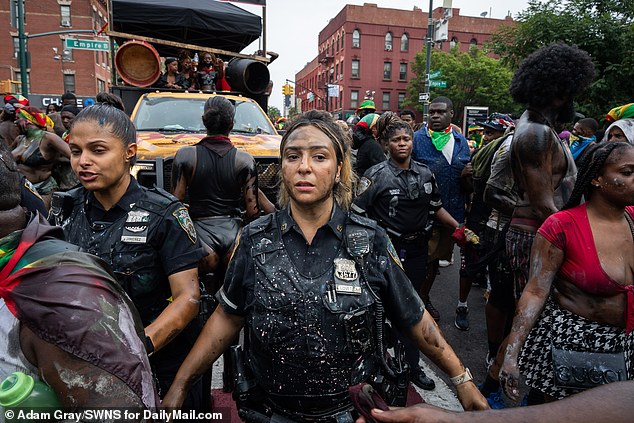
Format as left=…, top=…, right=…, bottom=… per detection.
left=125, top=91, right=281, bottom=202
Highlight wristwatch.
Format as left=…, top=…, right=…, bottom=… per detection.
left=450, top=368, right=473, bottom=386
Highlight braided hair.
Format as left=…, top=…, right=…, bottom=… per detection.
left=375, top=112, right=413, bottom=145
left=564, top=142, right=634, bottom=209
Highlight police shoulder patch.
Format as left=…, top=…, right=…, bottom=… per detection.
left=386, top=236, right=404, bottom=270
left=172, top=207, right=197, bottom=243
left=228, top=232, right=241, bottom=263
left=357, top=177, right=372, bottom=196
left=23, top=179, right=43, bottom=200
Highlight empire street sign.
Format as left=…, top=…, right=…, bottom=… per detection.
left=65, top=38, right=110, bottom=51
left=429, top=70, right=442, bottom=79
left=430, top=80, right=447, bottom=88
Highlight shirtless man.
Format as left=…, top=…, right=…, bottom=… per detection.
left=501, top=43, right=595, bottom=405
left=507, top=43, right=594, bottom=301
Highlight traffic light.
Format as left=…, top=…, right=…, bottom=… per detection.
left=282, top=84, right=289, bottom=95
left=0, top=80, right=11, bottom=94
left=288, top=85, right=294, bottom=95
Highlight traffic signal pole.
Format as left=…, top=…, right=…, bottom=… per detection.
left=17, top=0, right=27, bottom=97
left=15, top=0, right=96, bottom=97
left=423, top=0, right=434, bottom=124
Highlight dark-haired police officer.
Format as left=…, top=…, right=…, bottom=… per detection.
left=163, top=110, right=488, bottom=421
left=50, top=101, right=206, bottom=414
left=353, top=113, right=466, bottom=393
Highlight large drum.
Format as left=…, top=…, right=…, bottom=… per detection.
left=114, top=40, right=161, bottom=87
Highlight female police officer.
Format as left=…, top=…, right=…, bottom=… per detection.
left=53, top=96, right=206, bottom=412
left=352, top=112, right=469, bottom=392
left=163, top=110, right=488, bottom=420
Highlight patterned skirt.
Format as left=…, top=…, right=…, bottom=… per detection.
left=519, top=297, right=634, bottom=399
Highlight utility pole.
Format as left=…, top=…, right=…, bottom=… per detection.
left=17, top=0, right=28, bottom=97
left=423, top=0, right=434, bottom=124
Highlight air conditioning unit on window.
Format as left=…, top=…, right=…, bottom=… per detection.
left=385, top=45, right=392, bottom=51
left=61, top=19, right=71, bottom=27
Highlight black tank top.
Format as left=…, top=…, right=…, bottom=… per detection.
left=187, top=144, right=255, bottom=218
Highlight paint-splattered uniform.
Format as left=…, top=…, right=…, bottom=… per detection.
left=218, top=205, right=424, bottom=419
left=57, top=177, right=206, bottom=409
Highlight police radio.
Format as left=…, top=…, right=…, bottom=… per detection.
left=49, top=191, right=74, bottom=226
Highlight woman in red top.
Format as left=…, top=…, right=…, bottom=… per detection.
left=500, top=142, right=634, bottom=402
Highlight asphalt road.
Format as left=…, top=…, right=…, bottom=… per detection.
left=420, top=246, right=491, bottom=387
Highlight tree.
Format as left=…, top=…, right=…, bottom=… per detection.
left=267, top=106, right=281, bottom=121
left=487, top=0, right=634, bottom=121
left=405, top=46, right=519, bottom=124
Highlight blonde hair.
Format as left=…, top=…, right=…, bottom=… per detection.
left=278, top=110, right=356, bottom=210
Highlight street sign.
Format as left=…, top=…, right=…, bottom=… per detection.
left=65, top=38, right=110, bottom=51
left=430, top=80, right=447, bottom=88
left=418, top=92, right=430, bottom=102
left=429, top=70, right=442, bottom=79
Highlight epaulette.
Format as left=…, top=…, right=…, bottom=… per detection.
left=245, top=212, right=275, bottom=236
left=348, top=212, right=378, bottom=230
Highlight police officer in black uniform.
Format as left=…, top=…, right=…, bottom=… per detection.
left=352, top=112, right=466, bottom=392
left=51, top=98, right=207, bottom=414
left=163, top=110, right=488, bottom=421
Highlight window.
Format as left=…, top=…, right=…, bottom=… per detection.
left=352, top=30, right=360, bottom=48
left=399, top=63, right=407, bottom=81
left=398, top=93, right=406, bottom=108
left=470, top=38, right=478, bottom=48
left=13, top=37, right=19, bottom=58
left=10, top=0, right=19, bottom=27
left=336, top=35, right=340, bottom=51
left=350, top=90, right=359, bottom=109
left=97, top=79, right=106, bottom=93
left=382, top=92, right=390, bottom=110
left=341, top=31, right=344, bottom=48
left=63, top=74, right=75, bottom=93
left=400, top=33, right=409, bottom=52
left=450, top=37, right=458, bottom=48
left=351, top=60, right=360, bottom=78
left=60, top=5, right=71, bottom=27
left=385, top=32, right=393, bottom=51
left=383, top=62, right=392, bottom=80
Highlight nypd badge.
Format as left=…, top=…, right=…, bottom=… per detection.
left=121, top=210, right=150, bottom=243
left=334, top=258, right=361, bottom=295
left=173, top=208, right=197, bottom=243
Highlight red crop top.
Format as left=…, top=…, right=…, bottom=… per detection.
left=538, top=204, right=634, bottom=333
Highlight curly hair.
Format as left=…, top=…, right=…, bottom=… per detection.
left=375, top=112, right=413, bottom=145
left=202, top=96, right=235, bottom=135
left=510, top=43, right=595, bottom=107
left=564, top=142, right=634, bottom=209
left=278, top=110, right=355, bottom=210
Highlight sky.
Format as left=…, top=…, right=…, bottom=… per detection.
left=235, top=0, right=532, bottom=112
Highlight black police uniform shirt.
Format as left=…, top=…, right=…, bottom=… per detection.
left=61, top=177, right=206, bottom=326
left=352, top=159, right=442, bottom=238
left=217, top=204, right=425, bottom=399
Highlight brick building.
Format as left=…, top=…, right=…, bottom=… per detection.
left=0, top=0, right=110, bottom=108
left=294, top=3, right=514, bottom=120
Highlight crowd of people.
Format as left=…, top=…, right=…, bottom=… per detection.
left=0, top=41, right=633, bottom=422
